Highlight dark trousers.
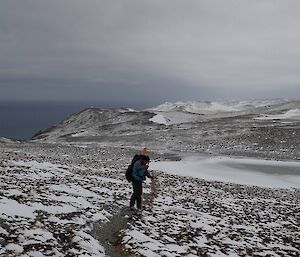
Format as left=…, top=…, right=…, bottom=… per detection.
left=130, top=181, right=142, bottom=209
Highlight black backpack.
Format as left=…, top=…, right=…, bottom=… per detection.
left=125, top=154, right=141, bottom=182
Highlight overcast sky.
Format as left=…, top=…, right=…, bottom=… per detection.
left=1, top=0, right=300, bottom=107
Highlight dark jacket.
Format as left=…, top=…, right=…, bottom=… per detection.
left=132, top=159, right=152, bottom=182
left=131, top=154, right=142, bottom=166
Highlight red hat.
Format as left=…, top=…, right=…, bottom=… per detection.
left=140, top=147, right=148, bottom=155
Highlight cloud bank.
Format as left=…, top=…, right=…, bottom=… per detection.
left=1, top=0, right=300, bottom=105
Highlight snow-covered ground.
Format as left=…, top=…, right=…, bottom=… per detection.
left=0, top=143, right=139, bottom=257
left=0, top=142, right=299, bottom=257
left=1, top=99, right=300, bottom=257
left=150, top=156, right=300, bottom=188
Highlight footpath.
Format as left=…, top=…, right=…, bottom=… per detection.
left=90, top=172, right=158, bottom=257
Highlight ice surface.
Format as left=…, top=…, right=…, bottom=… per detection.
left=150, top=156, right=300, bottom=188
left=122, top=166, right=299, bottom=257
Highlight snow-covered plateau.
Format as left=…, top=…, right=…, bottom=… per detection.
left=1, top=99, right=300, bottom=257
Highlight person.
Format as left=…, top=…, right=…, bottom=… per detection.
left=130, top=155, right=153, bottom=211
left=139, top=147, right=148, bottom=156
left=130, top=147, right=148, bottom=167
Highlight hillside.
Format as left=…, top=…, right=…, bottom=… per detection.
left=32, top=100, right=300, bottom=161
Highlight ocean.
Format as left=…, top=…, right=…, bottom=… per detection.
left=0, top=101, right=100, bottom=140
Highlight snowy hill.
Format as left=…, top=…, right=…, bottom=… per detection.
left=31, top=99, right=300, bottom=161
left=148, top=99, right=285, bottom=113
left=147, top=99, right=299, bottom=125
left=33, top=99, right=300, bottom=140
left=32, top=107, right=155, bottom=142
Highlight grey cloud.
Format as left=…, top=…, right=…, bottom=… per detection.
left=0, top=0, right=300, bottom=104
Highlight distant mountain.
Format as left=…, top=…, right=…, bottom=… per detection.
left=31, top=99, right=300, bottom=161
left=32, top=99, right=300, bottom=140
left=148, top=99, right=286, bottom=113
left=147, top=99, right=300, bottom=125
left=32, top=107, right=155, bottom=142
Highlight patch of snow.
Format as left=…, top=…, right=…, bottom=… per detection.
left=255, top=109, right=300, bottom=120
left=0, top=198, right=36, bottom=219
left=0, top=227, right=9, bottom=236
left=49, top=184, right=99, bottom=198
left=30, top=202, right=78, bottom=214
left=8, top=160, right=70, bottom=174
left=7, top=189, right=25, bottom=196
left=23, top=228, right=56, bottom=243
left=126, top=108, right=138, bottom=112
left=71, top=131, right=90, bottom=137
left=149, top=114, right=169, bottom=125
left=149, top=111, right=199, bottom=125
left=5, top=243, right=24, bottom=253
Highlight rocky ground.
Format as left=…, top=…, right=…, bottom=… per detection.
left=0, top=142, right=134, bottom=257
left=0, top=141, right=299, bottom=256
left=122, top=172, right=300, bottom=257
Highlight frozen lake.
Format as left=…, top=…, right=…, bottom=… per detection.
left=150, top=156, right=300, bottom=188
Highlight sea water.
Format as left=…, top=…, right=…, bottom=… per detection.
left=0, top=101, right=93, bottom=140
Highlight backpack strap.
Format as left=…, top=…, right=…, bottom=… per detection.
left=131, top=154, right=142, bottom=166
